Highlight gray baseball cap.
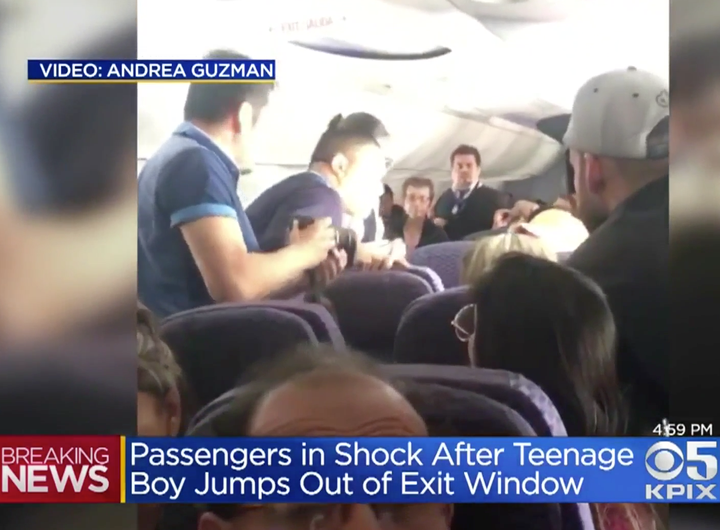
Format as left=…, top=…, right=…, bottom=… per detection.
left=563, top=67, right=669, bottom=160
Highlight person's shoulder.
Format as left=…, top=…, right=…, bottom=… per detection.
left=289, top=174, right=342, bottom=209
left=473, top=184, right=506, bottom=201
left=568, top=217, right=668, bottom=299
left=427, top=222, right=449, bottom=244
left=434, top=187, right=454, bottom=204
left=142, top=138, right=206, bottom=177
left=249, top=172, right=326, bottom=207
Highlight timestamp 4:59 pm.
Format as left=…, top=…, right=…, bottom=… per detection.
left=654, top=419, right=713, bottom=437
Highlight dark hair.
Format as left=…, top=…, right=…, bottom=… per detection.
left=137, top=303, right=196, bottom=433
left=207, top=344, right=382, bottom=519
left=310, top=113, right=379, bottom=164
left=670, top=31, right=720, bottom=102
left=183, top=50, right=274, bottom=124
left=402, top=176, right=435, bottom=200
left=565, top=150, right=575, bottom=194
left=383, top=184, right=393, bottom=197
left=339, top=112, right=389, bottom=139
left=137, top=304, right=183, bottom=400
left=451, top=144, right=481, bottom=167
left=469, top=253, right=625, bottom=436
left=20, top=25, right=136, bottom=213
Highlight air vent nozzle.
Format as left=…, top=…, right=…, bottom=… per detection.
left=289, top=40, right=451, bottom=61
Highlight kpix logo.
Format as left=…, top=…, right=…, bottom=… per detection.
left=645, top=441, right=718, bottom=500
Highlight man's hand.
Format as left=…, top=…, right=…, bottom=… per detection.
left=289, top=217, right=338, bottom=267
left=354, top=238, right=410, bottom=271
left=387, top=238, right=407, bottom=261
left=433, top=217, right=448, bottom=228
left=492, top=208, right=512, bottom=229
left=509, top=200, right=539, bottom=221
left=313, top=249, right=347, bottom=287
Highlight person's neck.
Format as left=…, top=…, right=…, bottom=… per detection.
left=605, top=174, right=664, bottom=212
left=453, top=180, right=478, bottom=193
left=189, top=119, right=235, bottom=151
left=405, top=215, right=425, bottom=229
left=308, top=163, right=340, bottom=188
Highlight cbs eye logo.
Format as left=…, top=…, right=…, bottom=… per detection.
left=645, top=441, right=685, bottom=480
left=646, top=441, right=718, bottom=481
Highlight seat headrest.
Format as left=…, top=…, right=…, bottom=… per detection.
left=162, top=305, right=318, bottom=408
left=324, top=271, right=433, bottom=359
left=394, top=286, right=472, bottom=366
left=383, top=364, right=567, bottom=437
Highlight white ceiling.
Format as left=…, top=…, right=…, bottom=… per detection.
left=137, top=0, right=668, bottom=198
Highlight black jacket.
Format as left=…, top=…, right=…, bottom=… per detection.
left=566, top=176, right=669, bottom=432
left=386, top=213, right=449, bottom=248
left=435, top=184, right=511, bottom=240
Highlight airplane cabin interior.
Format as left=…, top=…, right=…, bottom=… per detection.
left=137, top=0, right=668, bottom=204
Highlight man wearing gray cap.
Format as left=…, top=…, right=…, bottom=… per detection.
left=564, top=67, right=669, bottom=434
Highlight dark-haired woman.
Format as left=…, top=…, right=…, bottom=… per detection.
left=453, top=253, right=659, bottom=530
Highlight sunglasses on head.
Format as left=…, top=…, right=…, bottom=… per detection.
left=451, top=304, right=475, bottom=342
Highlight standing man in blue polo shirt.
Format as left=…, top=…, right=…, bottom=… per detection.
left=138, top=50, right=338, bottom=318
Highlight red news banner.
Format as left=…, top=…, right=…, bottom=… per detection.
left=0, top=436, right=123, bottom=502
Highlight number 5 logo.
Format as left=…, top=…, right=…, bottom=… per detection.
left=686, top=441, right=718, bottom=481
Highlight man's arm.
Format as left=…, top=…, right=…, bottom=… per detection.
left=432, top=189, right=454, bottom=226
left=180, top=217, right=330, bottom=302
left=159, top=149, right=334, bottom=302
left=285, top=186, right=406, bottom=269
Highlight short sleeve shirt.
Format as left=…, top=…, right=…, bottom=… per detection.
left=246, top=171, right=344, bottom=251
left=137, top=122, right=258, bottom=317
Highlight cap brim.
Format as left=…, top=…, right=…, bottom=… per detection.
left=536, top=114, right=571, bottom=144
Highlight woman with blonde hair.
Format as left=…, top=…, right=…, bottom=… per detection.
left=516, top=206, right=589, bottom=255
left=461, top=232, right=556, bottom=285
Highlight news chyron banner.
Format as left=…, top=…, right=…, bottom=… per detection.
left=0, top=437, right=718, bottom=503
left=0, top=436, right=123, bottom=502
left=27, top=59, right=276, bottom=83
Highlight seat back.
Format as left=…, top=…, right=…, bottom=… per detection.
left=403, top=264, right=444, bottom=292
left=383, top=364, right=566, bottom=436
left=409, top=241, right=474, bottom=288
left=384, top=364, right=594, bottom=530
left=187, top=377, right=590, bottom=530
left=384, top=364, right=593, bottom=530
left=187, top=388, right=238, bottom=435
left=161, top=306, right=318, bottom=408
left=324, top=271, right=433, bottom=360
left=394, top=286, right=472, bottom=366
left=237, top=300, right=345, bottom=347
left=391, top=379, right=560, bottom=530
left=188, top=384, right=558, bottom=530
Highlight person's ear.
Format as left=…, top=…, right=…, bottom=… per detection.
left=237, top=101, right=254, bottom=134
left=584, top=153, right=605, bottom=195
left=163, top=386, right=182, bottom=437
left=198, top=512, right=232, bottom=530
left=330, top=153, right=349, bottom=180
